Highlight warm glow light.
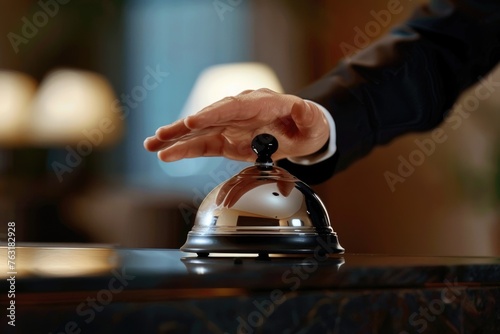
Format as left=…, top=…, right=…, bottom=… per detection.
left=0, top=71, right=37, bottom=145
left=290, top=219, right=304, bottom=227
left=0, top=246, right=117, bottom=278
left=179, top=62, right=284, bottom=119
left=28, top=69, right=122, bottom=146
left=164, top=63, right=283, bottom=177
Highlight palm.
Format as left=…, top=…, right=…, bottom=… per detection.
left=144, top=89, right=329, bottom=163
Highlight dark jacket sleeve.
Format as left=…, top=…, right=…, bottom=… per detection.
left=279, top=0, right=500, bottom=185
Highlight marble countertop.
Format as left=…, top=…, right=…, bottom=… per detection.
left=1, top=245, right=499, bottom=334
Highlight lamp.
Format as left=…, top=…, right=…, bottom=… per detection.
left=0, top=71, right=37, bottom=145
left=179, top=62, right=283, bottom=118
left=27, top=69, right=122, bottom=147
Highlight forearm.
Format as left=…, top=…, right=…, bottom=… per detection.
left=280, top=0, right=500, bottom=184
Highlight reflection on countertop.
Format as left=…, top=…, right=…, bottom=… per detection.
left=1, top=245, right=499, bottom=334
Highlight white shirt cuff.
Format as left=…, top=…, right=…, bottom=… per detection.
left=286, top=100, right=337, bottom=165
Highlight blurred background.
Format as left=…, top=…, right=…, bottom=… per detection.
left=0, top=0, right=498, bottom=255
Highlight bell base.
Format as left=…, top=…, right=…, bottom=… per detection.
left=180, top=233, right=344, bottom=256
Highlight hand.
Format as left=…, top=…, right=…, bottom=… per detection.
left=144, top=88, right=330, bottom=163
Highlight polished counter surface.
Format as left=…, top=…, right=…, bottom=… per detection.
left=1, top=245, right=499, bottom=333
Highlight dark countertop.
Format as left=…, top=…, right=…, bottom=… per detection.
left=1, top=245, right=499, bottom=334
left=1, top=245, right=499, bottom=293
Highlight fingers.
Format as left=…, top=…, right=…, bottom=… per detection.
left=148, top=88, right=282, bottom=145
left=155, top=133, right=254, bottom=162
left=184, top=88, right=279, bottom=130
left=144, top=136, right=165, bottom=152
left=290, top=100, right=320, bottom=131
left=185, top=96, right=253, bottom=130
left=144, top=127, right=206, bottom=152
left=144, top=118, right=191, bottom=152
left=155, top=118, right=191, bottom=141
left=290, top=100, right=331, bottom=148
left=144, top=89, right=326, bottom=162
left=156, top=133, right=224, bottom=162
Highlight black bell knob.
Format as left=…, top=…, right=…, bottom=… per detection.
left=252, top=133, right=278, bottom=166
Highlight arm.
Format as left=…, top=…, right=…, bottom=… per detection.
left=280, top=0, right=500, bottom=184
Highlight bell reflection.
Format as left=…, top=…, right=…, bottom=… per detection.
left=181, top=255, right=345, bottom=276
left=202, top=178, right=313, bottom=231
left=289, top=219, right=304, bottom=227
left=230, top=183, right=304, bottom=219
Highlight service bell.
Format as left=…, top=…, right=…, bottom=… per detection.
left=180, top=133, right=344, bottom=257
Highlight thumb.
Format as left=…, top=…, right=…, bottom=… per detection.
left=290, top=99, right=322, bottom=131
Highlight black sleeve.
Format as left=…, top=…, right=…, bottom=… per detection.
left=279, top=0, right=500, bottom=185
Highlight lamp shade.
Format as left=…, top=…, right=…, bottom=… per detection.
left=162, top=62, right=283, bottom=177
left=28, top=69, right=122, bottom=147
left=179, top=62, right=283, bottom=119
left=0, top=71, right=37, bottom=145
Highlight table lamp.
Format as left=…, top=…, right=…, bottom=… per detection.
left=0, top=71, right=37, bottom=146
left=27, top=69, right=122, bottom=147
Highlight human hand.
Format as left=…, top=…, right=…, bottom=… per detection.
left=144, top=88, right=330, bottom=163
